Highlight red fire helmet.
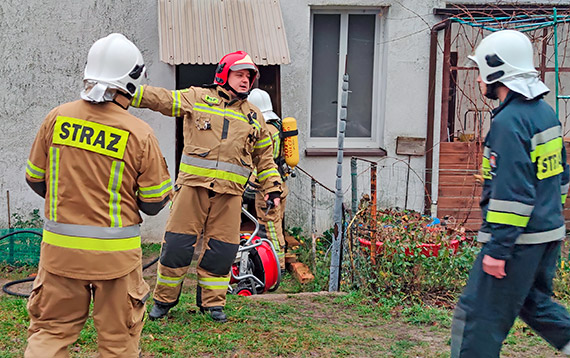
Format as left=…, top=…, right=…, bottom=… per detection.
left=214, top=51, right=259, bottom=90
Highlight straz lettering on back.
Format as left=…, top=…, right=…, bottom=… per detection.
left=52, top=116, right=129, bottom=159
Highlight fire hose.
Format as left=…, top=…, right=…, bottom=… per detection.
left=0, top=230, right=159, bottom=298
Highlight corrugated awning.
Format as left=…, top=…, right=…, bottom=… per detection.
left=158, top=0, right=290, bottom=66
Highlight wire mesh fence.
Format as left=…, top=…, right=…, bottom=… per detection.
left=0, top=229, right=42, bottom=266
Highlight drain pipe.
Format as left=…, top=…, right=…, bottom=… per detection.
left=425, top=19, right=449, bottom=215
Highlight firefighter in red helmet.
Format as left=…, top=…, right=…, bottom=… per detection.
left=132, top=51, right=283, bottom=322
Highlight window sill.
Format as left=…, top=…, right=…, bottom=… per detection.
left=305, top=148, right=387, bottom=157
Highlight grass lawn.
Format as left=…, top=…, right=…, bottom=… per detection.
left=0, top=244, right=567, bottom=357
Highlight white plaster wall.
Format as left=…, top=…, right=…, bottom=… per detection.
left=280, top=0, right=447, bottom=234
left=0, top=0, right=176, bottom=242
left=7, top=0, right=556, bottom=238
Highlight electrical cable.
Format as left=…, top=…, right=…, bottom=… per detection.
left=1, top=230, right=159, bottom=298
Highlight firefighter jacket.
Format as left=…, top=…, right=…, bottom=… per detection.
left=478, top=91, right=570, bottom=260
left=131, top=85, right=282, bottom=196
left=25, top=96, right=173, bottom=280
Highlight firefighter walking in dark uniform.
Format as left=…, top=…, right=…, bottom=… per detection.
left=450, top=29, right=570, bottom=357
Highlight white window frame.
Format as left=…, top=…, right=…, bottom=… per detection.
left=308, top=7, right=387, bottom=149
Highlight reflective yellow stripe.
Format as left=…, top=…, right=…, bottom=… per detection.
left=179, top=162, right=248, bottom=185
left=481, top=157, right=491, bottom=180
left=49, top=147, right=60, bottom=221
left=193, top=104, right=261, bottom=130
left=257, top=168, right=280, bottom=182
left=157, top=272, right=184, bottom=287
left=272, top=134, right=281, bottom=159
left=43, top=230, right=140, bottom=251
left=562, top=194, right=567, bottom=204
left=486, top=211, right=530, bottom=227
left=530, top=137, right=562, bottom=162
left=131, top=85, right=144, bottom=108
left=108, top=161, right=125, bottom=227
left=198, top=277, right=230, bottom=290
left=26, top=160, right=46, bottom=179
left=139, top=179, right=173, bottom=198
left=267, top=221, right=279, bottom=249
left=194, top=104, right=226, bottom=116
left=254, top=136, right=272, bottom=149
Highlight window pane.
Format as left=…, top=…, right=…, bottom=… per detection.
left=311, top=14, right=340, bottom=137
left=346, top=14, right=375, bottom=138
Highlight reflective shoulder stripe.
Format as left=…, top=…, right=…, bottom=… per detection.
left=530, top=125, right=561, bottom=153
left=254, top=136, right=272, bottom=149
left=486, top=211, right=530, bottom=227
left=139, top=179, right=173, bottom=198
left=488, top=199, right=534, bottom=216
left=49, top=147, right=60, bottom=221
left=43, top=221, right=141, bottom=252
left=224, top=109, right=249, bottom=122
left=157, top=272, right=185, bottom=287
left=108, top=161, right=125, bottom=228
left=26, top=160, right=46, bottom=179
left=257, top=168, right=280, bottom=182
left=530, top=127, right=562, bottom=163
left=194, top=103, right=225, bottom=116
left=198, top=276, right=231, bottom=290
left=478, top=225, right=565, bottom=244
left=193, top=103, right=261, bottom=130
left=131, top=85, right=144, bottom=108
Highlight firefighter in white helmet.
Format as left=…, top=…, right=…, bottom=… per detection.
left=24, top=33, right=172, bottom=357
left=247, top=88, right=290, bottom=270
left=131, top=51, right=283, bottom=322
left=450, top=30, right=570, bottom=357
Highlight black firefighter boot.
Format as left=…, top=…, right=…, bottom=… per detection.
left=149, top=301, right=172, bottom=320
left=200, top=306, right=227, bottom=323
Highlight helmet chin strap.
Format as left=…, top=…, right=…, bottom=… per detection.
left=224, top=83, right=250, bottom=100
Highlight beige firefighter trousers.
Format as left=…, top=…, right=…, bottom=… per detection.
left=25, top=266, right=149, bottom=358
left=255, top=183, right=288, bottom=269
left=153, top=185, right=241, bottom=309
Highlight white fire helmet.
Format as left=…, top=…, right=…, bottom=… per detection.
left=468, top=30, right=537, bottom=84
left=81, top=33, right=146, bottom=102
left=248, top=88, right=279, bottom=121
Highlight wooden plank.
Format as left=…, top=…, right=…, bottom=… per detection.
left=285, top=234, right=301, bottom=248
left=439, top=141, right=483, bottom=153
left=285, top=253, right=297, bottom=264
left=289, top=262, right=314, bottom=284
left=438, top=186, right=482, bottom=197
left=439, top=175, right=479, bottom=186
left=396, top=136, right=426, bottom=156
left=439, top=154, right=481, bottom=166
left=437, top=197, right=480, bottom=208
